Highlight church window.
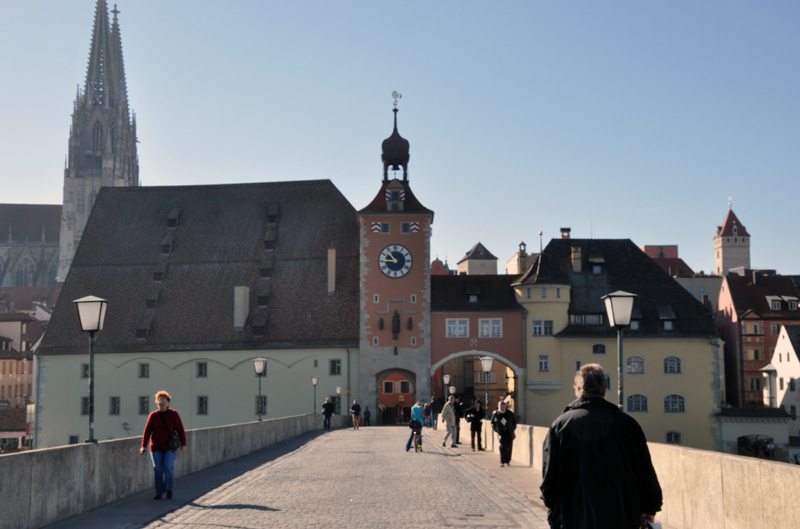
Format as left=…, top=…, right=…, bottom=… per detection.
left=92, top=122, right=103, bottom=151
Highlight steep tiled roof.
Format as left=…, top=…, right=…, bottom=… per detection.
left=39, top=181, right=360, bottom=356
left=725, top=272, right=800, bottom=319
left=0, top=204, right=61, bottom=243
left=519, top=239, right=715, bottom=338
left=648, top=257, right=694, bottom=278
left=716, top=208, right=750, bottom=238
left=0, top=408, right=25, bottom=431
left=715, top=407, right=791, bottom=419
left=431, top=275, right=523, bottom=312
left=456, top=242, right=497, bottom=264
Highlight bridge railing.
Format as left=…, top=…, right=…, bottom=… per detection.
left=461, top=418, right=799, bottom=529
left=0, top=413, right=349, bottom=529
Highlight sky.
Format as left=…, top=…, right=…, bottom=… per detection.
left=1, top=1, right=798, bottom=274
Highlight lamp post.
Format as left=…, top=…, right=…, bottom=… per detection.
left=311, top=376, right=319, bottom=414
left=449, top=386, right=456, bottom=396
left=601, top=291, right=637, bottom=410
left=253, top=358, right=266, bottom=421
left=73, top=295, right=108, bottom=443
left=443, top=374, right=450, bottom=399
left=480, top=356, right=494, bottom=411
left=336, top=386, right=342, bottom=414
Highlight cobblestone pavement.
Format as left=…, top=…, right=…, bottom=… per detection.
left=141, top=426, right=551, bottom=529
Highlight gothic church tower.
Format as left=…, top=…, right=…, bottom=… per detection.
left=358, top=97, right=434, bottom=413
left=57, top=0, right=139, bottom=281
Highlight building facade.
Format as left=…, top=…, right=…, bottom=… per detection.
left=716, top=270, right=800, bottom=408
left=514, top=233, right=723, bottom=450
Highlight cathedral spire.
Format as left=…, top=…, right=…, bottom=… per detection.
left=84, top=0, right=114, bottom=107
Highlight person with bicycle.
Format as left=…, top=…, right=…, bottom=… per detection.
left=350, top=400, right=361, bottom=430
left=405, top=401, right=424, bottom=452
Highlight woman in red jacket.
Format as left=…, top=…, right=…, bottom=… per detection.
left=140, top=390, right=187, bottom=500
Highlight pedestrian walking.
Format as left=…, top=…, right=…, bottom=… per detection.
left=429, top=396, right=439, bottom=429
left=350, top=400, right=361, bottom=430
left=140, top=391, right=187, bottom=500
left=454, top=396, right=463, bottom=444
left=464, top=399, right=485, bottom=451
left=490, top=400, right=516, bottom=466
left=423, top=402, right=431, bottom=428
left=406, top=401, right=424, bottom=451
left=441, top=395, right=458, bottom=447
left=541, top=363, right=662, bottom=529
left=363, top=406, right=371, bottom=426
left=321, top=397, right=334, bottom=431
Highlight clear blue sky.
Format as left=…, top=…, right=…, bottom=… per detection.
left=1, top=1, right=798, bottom=274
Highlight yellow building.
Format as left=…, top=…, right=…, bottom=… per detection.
left=514, top=234, right=723, bottom=450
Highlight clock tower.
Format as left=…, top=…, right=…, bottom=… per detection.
left=358, top=97, right=433, bottom=416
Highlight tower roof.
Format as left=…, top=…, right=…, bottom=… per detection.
left=716, top=208, right=750, bottom=238
left=457, top=243, right=498, bottom=265
left=381, top=108, right=410, bottom=180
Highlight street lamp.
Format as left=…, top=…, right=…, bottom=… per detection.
left=73, top=295, right=108, bottom=443
left=449, top=386, right=456, bottom=396
left=480, top=356, right=494, bottom=411
left=311, top=376, right=319, bottom=414
left=443, top=374, right=450, bottom=399
left=336, top=386, right=342, bottom=414
left=601, top=290, right=637, bottom=409
left=253, top=358, right=266, bottom=421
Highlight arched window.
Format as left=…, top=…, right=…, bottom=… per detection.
left=627, top=394, right=648, bottom=412
left=666, top=431, right=682, bottom=444
left=15, top=258, right=35, bottom=287
left=664, top=394, right=685, bottom=413
left=664, top=356, right=682, bottom=374
left=592, top=344, right=606, bottom=355
left=627, top=356, right=644, bottom=374
left=92, top=121, right=103, bottom=151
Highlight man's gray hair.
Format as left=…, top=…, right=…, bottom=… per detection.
left=574, top=363, right=607, bottom=398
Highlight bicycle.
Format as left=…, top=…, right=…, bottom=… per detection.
left=410, top=419, right=423, bottom=452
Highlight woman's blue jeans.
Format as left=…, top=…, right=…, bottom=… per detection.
left=150, top=449, right=177, bottom=494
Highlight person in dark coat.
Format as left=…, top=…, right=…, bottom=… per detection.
left=453, top=397, right=464, bottom=444
left=540, top=363, right=662, bottom=529
left=140, top=390, right=187, bottom=500
left=490, top=400, right=516, bottom=466
left=321, top=397, right=335, bottom=431
left=464, top=399, right=485, bottom=451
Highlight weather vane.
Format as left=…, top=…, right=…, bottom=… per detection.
left=392, top=91, right=402, bottom=109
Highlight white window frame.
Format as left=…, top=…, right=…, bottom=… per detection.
left=447, top=319, right=469, bottom=338
left=538, top=354, right=549, bottom=372
left=479, top=318, right=502, bottom=338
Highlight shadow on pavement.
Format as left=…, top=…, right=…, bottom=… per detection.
left=43, top=430, right=325, bottom=529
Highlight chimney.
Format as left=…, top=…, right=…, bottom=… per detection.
left=571, top=245, right=582, bottom=273
left=561, top=227, right=571, bottom=239
left=327, top=248, right=336, bottom=296
left=233, top=286, right=250, bottom=331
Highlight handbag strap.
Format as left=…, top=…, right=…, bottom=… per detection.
left=156, top=410, right=175, bottom=434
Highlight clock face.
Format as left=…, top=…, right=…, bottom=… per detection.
left=379, top=244, right=413, bottom=278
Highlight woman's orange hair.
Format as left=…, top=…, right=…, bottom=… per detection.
left=155, top=390, right=172, bottom=402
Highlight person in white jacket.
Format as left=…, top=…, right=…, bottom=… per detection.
left=441, top=395, right=458, bottom=448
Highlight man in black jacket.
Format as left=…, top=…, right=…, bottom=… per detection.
left=463, top=399, right=485, bottom=451
left=540, top=363, right=662, bottom=529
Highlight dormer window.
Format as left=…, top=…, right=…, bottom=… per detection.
left=167, top=207, right=181, bottom=229
left=772, top=300, right=782, bottom=311
left=267, top=215, right=277, bottom=225
left=592, top=265, right=602, bottom=275
left=664, top=320, right=674, bottom=331
left=791, top=301, right=798, bottom=311
left=153, top=272, right=163, bottom=282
